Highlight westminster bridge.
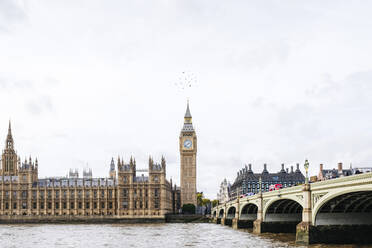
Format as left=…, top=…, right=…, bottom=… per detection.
left=212, top=172, right=372, bottom=245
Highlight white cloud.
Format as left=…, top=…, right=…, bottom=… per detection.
left=0, top=1, right=372, bottom=198
left=0, top=0, right=27, bottom=33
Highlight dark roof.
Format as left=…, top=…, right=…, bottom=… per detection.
left=182, top=123, right=194, bottom=132
left=321, top=169, right=352, bottom=179
left=34, top=177, right=116, bottom=188
left=231, top=168, right=305, bottom=190
left=20, top=162, right=32, bottom=170
left=185, top=101, right=192, bottom=118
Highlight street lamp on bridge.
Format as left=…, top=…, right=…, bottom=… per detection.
left=304, top=159, right=309, bottom=184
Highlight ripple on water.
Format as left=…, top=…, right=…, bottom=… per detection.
left=0, top=223, right=370, bottom=248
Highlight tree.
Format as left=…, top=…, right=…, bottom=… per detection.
left=182, top=204, right=196, bottom=214
left=202, top=198, right=210, bottom=206
left=197, top=192, right=204, bottom=206
left=212, top=199, right=219, bottom=207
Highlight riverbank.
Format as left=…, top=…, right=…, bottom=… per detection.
left=0, top=214, right=210, bottom=224
left=0, top=215, right=165, bottom=224
left=165, top=214, right=210, bottom=223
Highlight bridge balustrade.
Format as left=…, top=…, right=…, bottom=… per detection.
left=211, top=172, right=372, bottom=245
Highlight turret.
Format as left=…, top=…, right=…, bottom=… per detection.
left=117, top=157, right=134, bottom=185
left=6, top=120, right=14, bottom=150
left=247, top=164, right=253, bottom=174
left=83, top=168, right=92, bottom=179
left=19, top=155, right=38, bottom=183
left=262, top=164, right=268, bottom=174
left=295, top=163, right=301, bottom=173
left=149, top=157, right=164, bottom=184
left=109, top=157, right=116, bottom=179
left=161, top=155, right=166, bottom=171
left=69, top=168, right=79, bottom=178
left=148, top=156, right=154, bottom=168
left=280, top=163, right=286, bottom=173
left=129, top=156, right=136, bottom=171
left=2, top=121, right=18, bottom=176
left=117, top=156, right=121, bottom=170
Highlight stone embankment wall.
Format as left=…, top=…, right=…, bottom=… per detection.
left=165, top=214, right=210, bottom=223
left=0, top=216, right=165, bottom=224
left=0, top=215, right=211, bottom=224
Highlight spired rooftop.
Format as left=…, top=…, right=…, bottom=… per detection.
left=230, top=163, right=305, bottom=198
left=0, top=122, right=177, bottom=221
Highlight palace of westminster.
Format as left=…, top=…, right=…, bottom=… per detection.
left=0, top=103, right=197, bottom=219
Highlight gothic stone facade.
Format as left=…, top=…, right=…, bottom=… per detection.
left=0, top=122, right=173, bottom=218
left=179, top=102, right=197, bottom=206
left=217, top=178, right=231, bottom=204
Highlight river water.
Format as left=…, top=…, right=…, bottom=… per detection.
left=0, top=223, right=371, bottom=248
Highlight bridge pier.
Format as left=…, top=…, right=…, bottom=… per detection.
left=220, top=217, right=226, bottom=225
left=224, top=218, right=233, bottom=226
left=213, top=172, right=372, bottom=245
left=296, top=223, right=372, bottom=244
left=253, top=191, right=263, bottom=234
left=254, top=219, right=299, bottom=234
left=232, top=218, right=254, bottom=229
left=296, top=221, right=313, bottom=245
left=211, top=217, right=217, bottom=224
left=253, top=219, right=263, bottom=233
left=232, top=218, right=238, bottom=229
left=220, top=217, right=233, bottom=226
left=296, top=183, right=312, bottom=245
left=232, top=201, right=240, bottom=229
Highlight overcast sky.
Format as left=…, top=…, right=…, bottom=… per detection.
left=1, top=0, right=372, bottom=198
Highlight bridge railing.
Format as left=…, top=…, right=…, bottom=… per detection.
left=214, top=184, right=303, bottom=209
left=310, top=171, right=372, bottom=189
left=213, top=172, right=372, bottom=213
left=263, top=185, right=303, bottom=196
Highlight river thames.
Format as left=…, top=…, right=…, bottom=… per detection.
left=0, top=223, right=371, bottom=248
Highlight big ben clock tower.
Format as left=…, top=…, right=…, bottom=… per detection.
left=180, top=101, right=197, bottom=207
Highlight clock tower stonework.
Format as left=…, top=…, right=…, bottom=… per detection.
left=180, top=101, right=197, bottom=207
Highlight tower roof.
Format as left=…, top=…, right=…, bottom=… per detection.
left=185, top=100, right=192, bottom=118
left=182, top=100, right=194, bottom=132
left=7, top=120, right=12, bottom=138
left=6, top=120, right=14, bottom=149
left=110, top=157, right=115, bottom=171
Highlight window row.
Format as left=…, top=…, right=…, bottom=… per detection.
left=1, top=190, right=114, bottom=199
left=2, top=201, right=114, bottom=210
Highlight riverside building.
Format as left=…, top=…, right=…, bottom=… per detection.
left=230, top=163, right=305, bottom=199
left=0, top=122, right=177, bottom=219
left=317, top=162, right=372, bottom=181
left=217, top=178, right=231, bottom=204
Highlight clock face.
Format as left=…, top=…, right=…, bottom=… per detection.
left=183, top=139, right=192, bottom=149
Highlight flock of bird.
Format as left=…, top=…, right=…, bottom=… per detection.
left=174, top=71, right=197, bottom=90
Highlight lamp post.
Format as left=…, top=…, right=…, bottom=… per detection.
left=259, top=177, right=262, bottom=194
left=304, top=159, right=309, bottom=184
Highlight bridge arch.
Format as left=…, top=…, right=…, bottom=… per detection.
left=263, top=198, right=303, bottom=223
left=313, top=189, right=372, bottom=225
left=240, top=203, right=258, bottom=220
left=218, top=209, right=224, bottom=218
left=212, top=210, right=216, bottom=218
left=227, top=206, right=236, bottom=219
